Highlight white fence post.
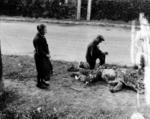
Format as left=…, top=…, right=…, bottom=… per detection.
left=131, top=20, right=136, bottom=65
left=65, top=0, right=68, bottom=4
left=77, top=0, right=81, bottom=20
left=87, top=0, right=92, bottom=21
left=132, top=13, right=150, bottom=106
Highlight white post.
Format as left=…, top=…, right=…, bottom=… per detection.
left=131, top=20, right=136, bottom=65
left=87, top=0, right=92, bottom=21
left=77, top=0, right=81, bottom=20
left=65, top=0, right=68, bottom=4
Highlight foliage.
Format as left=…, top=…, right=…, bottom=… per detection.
left=0, top=0, right=76, bottom=19
left=91, top=0, right=142, bottom=21
left=2, top=0, right=150, bottom=21
left=87, top=0, right=150, bottom=21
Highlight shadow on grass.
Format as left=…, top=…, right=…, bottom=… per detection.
left=0, top=89, right=19, bottom=111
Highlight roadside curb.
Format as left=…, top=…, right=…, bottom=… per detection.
left=0, top=17, right=132, bottom=29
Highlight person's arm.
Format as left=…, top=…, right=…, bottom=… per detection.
left=97, top=46, right=108, bottom=55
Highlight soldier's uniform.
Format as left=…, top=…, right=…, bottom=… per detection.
left=70, top=64, right=144, bottom=93
left=106, top=68, right=144, bottom=93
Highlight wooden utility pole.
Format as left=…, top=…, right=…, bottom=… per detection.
left=77, top=0, right=81, bottom=20
left=87, top=0, right=92, bottom=21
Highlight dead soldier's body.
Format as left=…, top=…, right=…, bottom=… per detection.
left=70, top=66, right=144, bottom=93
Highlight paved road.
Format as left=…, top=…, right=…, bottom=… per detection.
left=0, top=21, right=131, bottom=65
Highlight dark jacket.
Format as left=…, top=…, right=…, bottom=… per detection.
left=86, top=41, right=103, bottom=61
left=33, top=33, right=52, bottom=79
left=33, top=33, right=49, bottom=57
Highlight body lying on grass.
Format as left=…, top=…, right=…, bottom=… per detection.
left=68, top=64, right=144, bottom=93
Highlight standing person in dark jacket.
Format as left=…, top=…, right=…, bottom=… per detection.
left=33, top=24, right=53, bottom=89
left=85, top=35, right=108, bottom=69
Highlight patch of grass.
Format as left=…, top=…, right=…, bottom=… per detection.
left=2, top=55, right=36, bottom=80
left=2, top=55, right=73, bottom=81
left=0, top=106, right=59, bottom=119
left=0, top=88, right=19, bottom=111
left=0, top=55, right=148, bottom=119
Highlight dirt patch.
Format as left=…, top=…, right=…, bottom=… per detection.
left=1, top=55, right=150, bottom=119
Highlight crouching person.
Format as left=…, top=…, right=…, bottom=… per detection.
left=80, top=35, right=108, bottom=69
left=33, top=24, right=53, bottom=89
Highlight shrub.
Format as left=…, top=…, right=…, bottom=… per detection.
left=0, top=0, right=76, bottom=19
left=90, top=0, right=150, bottom=21
left=1, top=0, right=150, bottom=21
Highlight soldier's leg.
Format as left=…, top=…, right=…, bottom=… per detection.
left=49, top=60, right=53, bottom=74
left=99, top=53, right=106, bottom=65
left=88, top=60, right=96, bottom=69
left=109, top=81, right=123, bottom=93
left=108, top=80, right=118, bottom=86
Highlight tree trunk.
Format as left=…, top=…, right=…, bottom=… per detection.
left=0, top=41, right=3, bottom=95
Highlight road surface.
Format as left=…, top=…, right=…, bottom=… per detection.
left=0, top=21, right=131, bottom=65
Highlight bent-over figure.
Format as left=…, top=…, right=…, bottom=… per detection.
left=84, top=35, right=108, bottom=69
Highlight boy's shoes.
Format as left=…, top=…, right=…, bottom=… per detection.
left=37, top=83, right=48, bottom=89
left=36, top=81, right=49, bottom=89
left=42, top=80, right=50, bottom=87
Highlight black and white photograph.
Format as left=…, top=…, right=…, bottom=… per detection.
left=0, top=0, right=150, bottom=118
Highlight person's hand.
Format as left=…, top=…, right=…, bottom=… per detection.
left=104, top=52, right=108, bottom=55
left=46, top=54, right=51, bottom=59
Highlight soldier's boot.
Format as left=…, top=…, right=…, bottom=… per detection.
left=99, top=53, right=106, bottom=65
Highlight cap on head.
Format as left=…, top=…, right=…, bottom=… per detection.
left=96, top=35, right=104, bottom=42
left=37, top=24, right=46, bottom=32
